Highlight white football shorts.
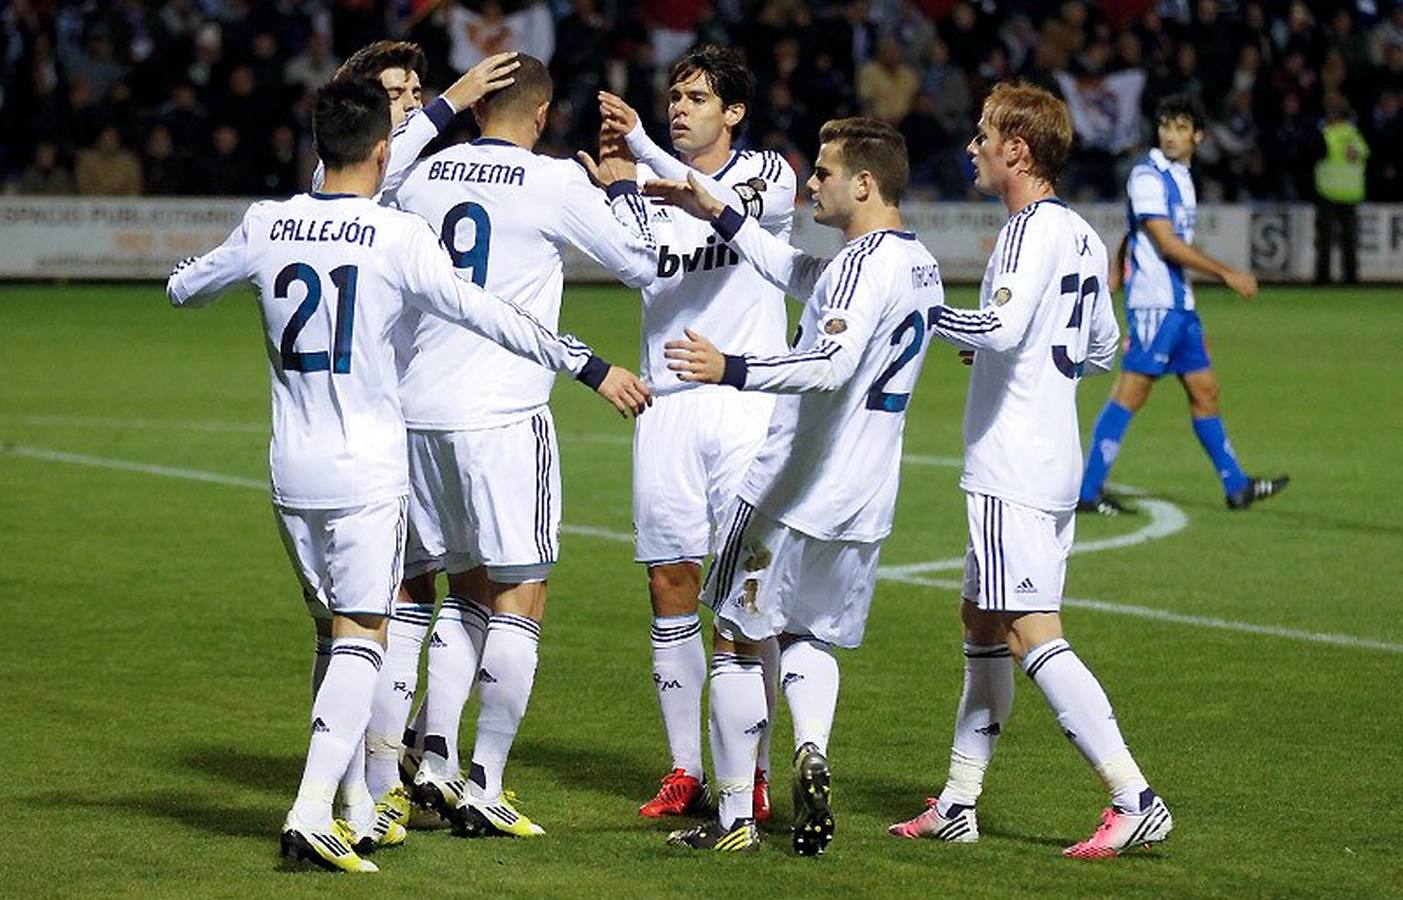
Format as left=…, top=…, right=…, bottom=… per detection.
left=403, top=410, right=560, bottom=584
left=633, top=388, right=775, bottom=565
left=275, top=494, right=407, bottom=620
left=703, top=499, right=882, bottom=649
left=961, top=492, right=1074, bottom=613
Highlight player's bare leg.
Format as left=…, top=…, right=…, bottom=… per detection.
left=641, top=561, right=711, bottom=816
left=452, top=578, right=546, bottom=837
left=1180, top=369, right=1288, bottom=509
left=667, top=628, right=763, bottom=851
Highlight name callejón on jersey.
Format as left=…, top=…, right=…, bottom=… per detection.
left=268, top=217, right=377, bottom=246
left=425, top=159, right=528, bottom=186
left=657, top=234, right=741, bottom=278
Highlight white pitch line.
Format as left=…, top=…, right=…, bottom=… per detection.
left=879, top=572, right=1403, bottom=655
left=7, top=442, right=1399, bottom=655
left=1, top=443, right=632, bottom=543
left=0, top=414, right=267, bottom=434
left=880, top=496, right=1189, bottom=577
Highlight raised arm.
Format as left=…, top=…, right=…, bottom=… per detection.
left=167, top=216, right=251, bottom=308
left=398, top=220, right=651, bottom=416
left=599, top=91, right=795, bottom=233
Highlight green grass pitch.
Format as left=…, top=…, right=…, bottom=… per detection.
left=1, top=282, right=1400, bottom=898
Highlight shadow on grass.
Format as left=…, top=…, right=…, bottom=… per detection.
left=180, top=744, right=303, bottom=794
left=511, top=736, right=659, bottom=804
left=33, top=788, right=277, bottom=839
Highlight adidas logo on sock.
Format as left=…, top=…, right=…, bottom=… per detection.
left=781, top=672, right=805, bottom=688
left=974, top=722, right=1002, bottom=736
left=429, top=631, right=447, bottom=648
left=477, top=669, right=498, bottom=684
left=743, top=718, right=769, bottom=736
left=311, top=717, right=329, bottom=734
left=1015, top=577, right=1037, bottom=594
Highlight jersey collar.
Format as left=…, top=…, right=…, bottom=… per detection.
left=471, top=137, right=519, bottom=148
left=307, top=191, right=358, bottom=200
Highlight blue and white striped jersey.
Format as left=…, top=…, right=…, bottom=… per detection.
left=626, top=122, right=797, bottom=397
left=166, top=193, right=600, bottom=509
left=392, top=137, right=656, bottom=430
left=928, top=198, right=1119, bottom=512
left=1126, top=147, right=1197, bottom=311
left=710, top=209, right=943, bottom=543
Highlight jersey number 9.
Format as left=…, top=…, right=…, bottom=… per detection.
left=442, top=201, right=492, bottom=287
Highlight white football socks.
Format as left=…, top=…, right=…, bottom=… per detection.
left=757, top=636, right=780, bottom=778
left=779, top=637, right=839, bottom=756
left=423, top=596, right=490, bottom=775
left=365, top=601, right=432, bottom=798
left=708, top=651, right=766, bottom=830
left=650, top=613, right=706, bottom=778
left=938, top=641, right=1014, bottom=813
left=467, top=613, right=540, bottom=802
left=292, top=637, right=382, bottom=829
left=338, top=736, right=375, bottom=833
left=1022, top=638, right=1149, bottom=811
left=311, top=632, right=333, bottom=700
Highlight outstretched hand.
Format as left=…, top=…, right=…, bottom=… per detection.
left=596, top=365, right=653, bottom=418
left=598, top=91, right=639, bottom=138
left=576, top=126, right=637, bottom=189
left=663, top=328, right=725, bottom=383
left=443, top=51, right=520, bottom=110
left=643, top=172, right=725, bottom=222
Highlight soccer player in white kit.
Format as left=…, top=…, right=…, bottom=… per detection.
left=647, top=118, right=943, bottom=855
left=383, top=55, right=657, bottom=838
left=598, top=44, right=797, bottom=821
left=886, top=82, right=1173, bottom=858
left=166, top=79, right=649, bottom=873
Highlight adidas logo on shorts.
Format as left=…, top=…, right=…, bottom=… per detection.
left=311, top=717, right=329, bottom=734
left=1015, top=578, right=1037, bottom=594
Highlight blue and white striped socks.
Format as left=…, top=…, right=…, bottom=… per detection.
left=293, top=636, right=383, bottom=829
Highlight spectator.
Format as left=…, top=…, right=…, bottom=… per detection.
left=284, top=31, right=340, bottom=95
left=11, top=142, right=76, bottom=195
left=190, top=124, right=253, bottom=196
left=1314, top=94, right=1370, bottom=284
left=1365, top=87, right=1401, bottom=201
left=857, top=36, right=919, bottom=124
left=256, top=124, right=300, bottom=197
left=75, top=125, right=142, bottom=195
left=142, top=125, right=188, bottom=196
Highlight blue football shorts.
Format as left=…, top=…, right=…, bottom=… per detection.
left=1122, top=308, right=1212, bottom=377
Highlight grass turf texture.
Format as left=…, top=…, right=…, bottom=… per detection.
left=1, top=282, right=1400, bottom=899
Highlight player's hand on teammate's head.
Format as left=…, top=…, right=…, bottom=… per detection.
left=596, top=365, right=653, bottom=418
left=447, top=51, right=520, bottom=110
left=597, top=91, right=639, bottom=137
left=1224, top=269, right=1258, bottom=300
left=664, top=327, right=725, bottom=384
left=643, top=173, right=724, bottom=221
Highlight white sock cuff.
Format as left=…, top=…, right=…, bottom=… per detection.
left=651, top=613, right=702, bottom=648
left=443, top=595, right=491, bottom=630
left=488, top=612, right=541, bottom=643
left=963, top=640, right=1012, bottom=659
left=1021, top=638, right=1071, bottom=680
left=711, top=651, right=762, bottom=676
left=390, top=600, right=434, bottom=627
left=330, top=637, right=384, bottom=672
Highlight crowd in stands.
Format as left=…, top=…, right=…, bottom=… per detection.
left=2, top=0, right=1400, bottom=203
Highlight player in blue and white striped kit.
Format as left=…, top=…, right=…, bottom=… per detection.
left=1078, top=94, right=1287, bottom=514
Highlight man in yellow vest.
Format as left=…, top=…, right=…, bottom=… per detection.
left=1314, top=94, right=1371, bottom=284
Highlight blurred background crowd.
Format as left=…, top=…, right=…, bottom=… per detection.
left=2, top=0, right=1400, bottom=203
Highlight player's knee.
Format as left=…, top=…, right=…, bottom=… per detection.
left=648, top=562, right=702, bottom=616
left=961, top=600, right=1005, bottom=645
left=401, top=570, right=438, bottom=605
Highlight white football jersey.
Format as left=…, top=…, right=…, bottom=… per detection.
left=392, top=138, right=656, bottom=429
left=929, top=198, right=1120, bottom=512
left=625, top=122, right=797, bottom=396
left=1125, top=147, right=1197, bottom=311
left=166, top=192, right=601, bottom=509
left=312, top=97, right=457, bottom=198
left=710, top=210, right=944, bottom=543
